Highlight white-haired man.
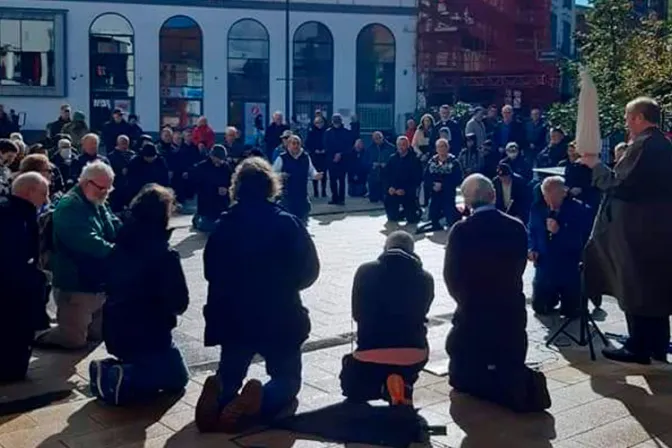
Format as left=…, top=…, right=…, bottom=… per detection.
left=36, top=161, right=121, bottom=349
left=0, top=173, right=49, bottom=381
left=72, top=133, right=109, bottom=180
left=445, top=174, right=550, bottom=412
left=528, top=176, right=590, bottom=317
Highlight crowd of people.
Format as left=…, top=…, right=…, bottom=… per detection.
left=1, top=96, right=671, bottom=435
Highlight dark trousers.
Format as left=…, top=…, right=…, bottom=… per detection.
left=348, top=177, right=367, bottom=197
left=328, top=168, right=346, bottom=203
left=311, top=154, right=328, bottom=197
left=217, top=345, right=302, bottom=419
left=0, top=342, right=31, bottom=383
left=532, top=266, right=581, bottom=314
left=428, top=192, right=458, bottom=227
left=624, top=314, right=671, bottom=360
left=368, top=172, right=384, bottom=203
left=384, top=193, right=420, bottom=223
left=339, top=354, right=425, bottom=402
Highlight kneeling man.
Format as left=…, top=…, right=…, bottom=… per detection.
left=444, top=174, right=550, bottom=413
left=340, top=231, right=434, bottom=406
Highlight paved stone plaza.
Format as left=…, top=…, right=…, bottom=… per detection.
left=2, top=199, right=672, bottom=448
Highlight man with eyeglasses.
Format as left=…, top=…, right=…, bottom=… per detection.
left=36, top=161, right=121, bottom=350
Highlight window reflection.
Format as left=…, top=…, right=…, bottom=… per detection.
left=227, top=19, right=269, bottom=141
left=356, top=24, right=396, bottom=132
left=0, top=18, right=55, bottom=87
left=160, top=15, right=203, bottom=129
left=293, top=21, right=333, bottom=124
left=89, top=13, right=135, bottom=132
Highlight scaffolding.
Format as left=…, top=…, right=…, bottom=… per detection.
left=417, top=0, right=560, bottom=109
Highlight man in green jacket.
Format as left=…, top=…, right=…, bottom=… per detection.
left=36, top=160, right=121, bottom=349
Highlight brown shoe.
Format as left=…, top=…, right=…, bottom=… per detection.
left=195, top=375, right=222, bottom=433
left=218, top=379, right=263, bottom=433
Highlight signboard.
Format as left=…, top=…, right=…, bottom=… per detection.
left=244, top=102, right=266, bottom=146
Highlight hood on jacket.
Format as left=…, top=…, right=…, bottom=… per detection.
left=377, top=248, right=422, bottom=270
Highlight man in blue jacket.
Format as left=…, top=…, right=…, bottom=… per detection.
left=323, top=114, right=351, bottom=205
left=528, top=176, right=590, bottom=317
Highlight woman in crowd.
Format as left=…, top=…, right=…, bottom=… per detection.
left=89, top=184, right=190, bottom=405
left=157, top=127, right=174, bottom=156
left=412, top=114, right=437, bottom=207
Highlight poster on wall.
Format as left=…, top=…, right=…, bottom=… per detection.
left=244, top=102, right=266, bottom=146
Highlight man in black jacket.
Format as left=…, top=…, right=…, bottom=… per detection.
left=101, top=109, right=133, bottom=153
left=126, top=143, right=170, bottom=199
left=323, top=114, right=351, bottom=205
left=0, top=173, right=49, bottom=382
left=384, top=136, right=423, bottom=224
left=191, top=145, right=232, bottom=232
left=340, top=231, right=433, bottom=406
left=493, top=163, right=531, bottom=224
left=264, top=111, right=290, bottom=160
left=444, top=174, right=550, bottom=412
left=107, top=135, right=136, bottom=212
left=196, top=157, right=320, bottom=433
left=493, top=105, right=527, bottom=157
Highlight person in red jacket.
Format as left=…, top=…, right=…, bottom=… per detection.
left=193, top=116, right=215, bottom=152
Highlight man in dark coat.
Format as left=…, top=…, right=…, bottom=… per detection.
left=0, top=173, right=49, bottom=382
left=582, top=97, right=672, bottom=365
left=191, top=145, right=232, bottom=232
left=493, top=105, right=527, bottom=157
left=101, top=109, right=133, bottom=153
left=384, top=136, right=423, bottom=224
left=493, top=163, right=531, bottom=224
left=107, top=135, right=136, bottom=212
left=126, top=143, right=170, bottom=199
left=434, top=105, right=462, bottom=156
left=366, top=131, right=395, bottom=203
left=500, top=142, right=532, bottom=183
left=525, top=108, right=547, bottom=164
left=264, top=111, right=290, bottom=160
left=347, top=139, right=369, bottom=197
left=177, top=129, right=204, bottom=202
left=47, top=104, right=72, bottom=139
left=272, top=135, right=322, bottom=224
left=305, top=116, right=328, bottom=198
left=528, top=176, right=590, bottom=317
left=536, top=128, right=568, bottom=168
left=51, top=138, right=78, bottom=190
left=323, top=114, right=351, bottom=205
left=71, top=134, right=110, bottom=181
left=340, top=231, right=433, bottom=406
left=196, top=157, right=320, bottom=433
left=444, top=174, right=550, bottom=413
left=561, top=142, right=600, bottom=215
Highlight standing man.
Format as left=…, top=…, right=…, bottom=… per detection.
left=384, top=136, right=423, bottom=224
left=47, top=105, right=72, bottom=140
left=264, top=111, right=290, bottom=160
left=494, top=105, right=526, bottom=157
left=272, top=135, right=323, bottom=224
left=107, top=135, right=136, bottom=212
left=36, top=161, right=120, bottom=349
left=526, top=108, right=547, bottom=164
left=72, top=134, right=110, bottom=180
left=323, top=114, right=350, bottom=205
left=0, top=173, right=49, bottom=381
left=464, top=107, right=487, bottom=148
left=582, top=97, right=672, bottom=365
left=434, top=105, right=462, bottom=156
left=102, top=109, right=132, bottom=153
left=366, top=131, right=395, bottom=203
left=191, top=145, right=233, bottom=232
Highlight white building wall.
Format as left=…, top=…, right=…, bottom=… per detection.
left=1, top=0, right=416, bottom=134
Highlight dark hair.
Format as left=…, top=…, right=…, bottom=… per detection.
left=0, top=138, right=19, bottom=154
left=231, top=157, right=281, bottom=202
left=129, top=183, right=175, bottom=231
left=28, top=143, right=47, bottom=155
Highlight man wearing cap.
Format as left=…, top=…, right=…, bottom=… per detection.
left=272, top=130, right=293, bottom=163
left=102, top=109, right=133, bottom=153
left=127, top=143, right=170, bottom=199
left=324, top=114, right=351, bottom=205
left=191, top=145, right=232, bottom=232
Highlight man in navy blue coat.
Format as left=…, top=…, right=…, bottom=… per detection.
left=528, top=176, right=591, bottom=317
left=323, top=114, right=351, bottom=205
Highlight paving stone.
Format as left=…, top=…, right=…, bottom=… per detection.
left=569, top=416, right=651, bottom=448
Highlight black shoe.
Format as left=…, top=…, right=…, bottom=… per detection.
left=602, top=347, right=651, bottom=365
left=321, top=191, right=327, bottom=198
left=328, top=200, right=338, bottom=205
left=560, top=308, right=581, bottom=319
left=337, top=201, right=345, bottom=206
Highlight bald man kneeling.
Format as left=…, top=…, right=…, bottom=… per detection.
left=0, top=173, right=49, bottom=382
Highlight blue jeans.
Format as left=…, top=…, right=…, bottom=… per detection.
left=217, top=346, right=302, bottom=418
left=90, top=346, right=190, bottom=405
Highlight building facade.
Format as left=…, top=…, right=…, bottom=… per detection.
left=0, top=0, right=416, bottom=139
left=551, top=0, right=576, bottom=58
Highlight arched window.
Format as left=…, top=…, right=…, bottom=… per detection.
left=356, top=24, right=396, bottom=132
left=159, top=15, right=203, bottom=129
left=227, top=19, right=270, bottom=145
left=89, top=13, right=134, bottom=132
left=293, top=21, right=333, bottom=128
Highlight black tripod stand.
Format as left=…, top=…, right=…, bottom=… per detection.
left=545, top=266, right=609, bottom=361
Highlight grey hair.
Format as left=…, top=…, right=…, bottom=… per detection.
left=12, top=172, right=48, bottom=195
left=10, top=132, right=23, bottom=142
left=396, top=135, right=409, bottom=145
left=541, top=175, right=566, bottom=192
left=384, top=230, right=415, bottom=253
left=81, top=133, right=100, bottom=146
left=225, top=126, right=238, bottom=135
left=372, top=131, right=383, bottom=139
left=435, top=138, right=450, bottom=149
left=506, top=141, right=519, bottom=150
left=287, top=134, right=302, bottom=146
left=502, top=105, right=513, bottom=113
left=461, top=173, right=495, bottom=209
left=79, top=160, right=114, bottom=184
left=116, top=134, right=130, bottom=144
left=58, top=138, right=72, bottom=149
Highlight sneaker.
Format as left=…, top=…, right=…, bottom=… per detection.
left=385, top=374, right=412, bottom=407
left=107, top=364, right=126, bottom=405
left=602, top=347, right=651, bottom=365
left=195, top=375, right=222, bottom=433
left=89, top=359, right=118, bottom=401
left=218, top=379, right=263, bottom=433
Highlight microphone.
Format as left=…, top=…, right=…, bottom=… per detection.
left=547, top=210, right=558, bottom=241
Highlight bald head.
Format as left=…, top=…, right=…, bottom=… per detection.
left=384, top=230, right=415, bottom=254
left=541, top=175, right=567, bottom=210
left=461, top=174, right=495, bottom=210
left=12, top=172, right=49, bottom=208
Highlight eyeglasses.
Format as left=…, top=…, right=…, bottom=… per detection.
left=88, top=179, right=114, bottom=193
